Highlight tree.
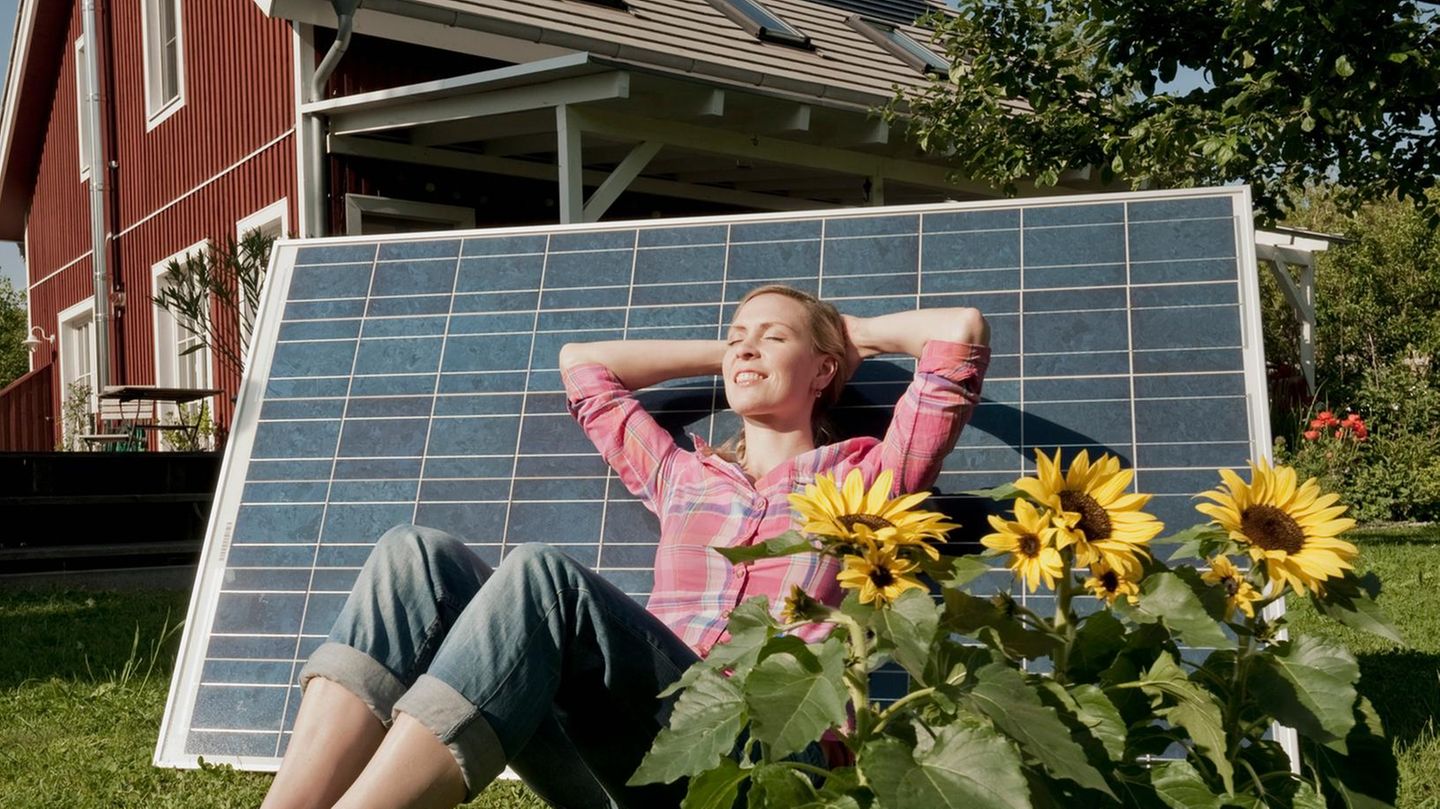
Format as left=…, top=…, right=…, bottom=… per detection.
left=895, top=0, right=1440, bottom=222
left=0, top=277, right=28, bottom=389
left=152, top=229, right=276, bottom=381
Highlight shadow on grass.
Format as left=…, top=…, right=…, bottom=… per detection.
left=1358, top=647, right=1440, bottom=749
left=0, top=590, right=190, bottom=689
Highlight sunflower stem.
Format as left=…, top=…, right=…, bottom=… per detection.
left=1052, top=553, right=1077, bottom=683
left=834, top=612, right=874, bottom=788
left=1226, top=622, right=1258, bottom=764
left=872, top=687, right=937, bottom=735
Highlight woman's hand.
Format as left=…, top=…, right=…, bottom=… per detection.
left=842, top=315, right=879, bottom=367
left=843, top=308, right=989, bottom=359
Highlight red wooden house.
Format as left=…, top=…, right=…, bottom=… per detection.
left=1, top=0, right=1055, bottom=450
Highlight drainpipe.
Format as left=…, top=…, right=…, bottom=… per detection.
left=100, top=0, right=125, bottom=383
left=80, top=0, right=110, bottom=394
left=302, top=0, right=360, bottom=237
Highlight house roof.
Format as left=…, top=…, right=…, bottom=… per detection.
left=265, top=0, right=962, bottom=113
left=0, top=0, right=70, bottom=241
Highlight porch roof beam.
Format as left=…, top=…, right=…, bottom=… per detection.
left=329, top=135, right=842, bottom=213
left=328, top=72, right=631, bottom=137
left=568, top=107, right=997, bottom=195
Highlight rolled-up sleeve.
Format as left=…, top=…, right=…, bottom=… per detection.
left=563, top=362, right=682, bottom=514
left=853, top=340, right=990, bottom=495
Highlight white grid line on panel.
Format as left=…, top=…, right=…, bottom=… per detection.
left=500, top=233, right=553, bottom=561
left=273, top=249, right=377, bottom=758
left=1124, top=202, right=1141, bottom=488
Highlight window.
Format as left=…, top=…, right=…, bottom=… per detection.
left=152, top=242, right=212, bottom=404
left=344, top=194, right=475, bottom=236
left=846, top=15, right=948, bottom=75
left=142, top=0, right=185, bottom=126
left=74, top=37, right=90, bottom=180
left=704, top=0, right=811, bottom=48
left=58, top=298, right=97, bottom=409
left=235, top=200, right=289, bottom=349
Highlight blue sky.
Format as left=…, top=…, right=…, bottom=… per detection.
left=1, top=0, right=24, bottom=295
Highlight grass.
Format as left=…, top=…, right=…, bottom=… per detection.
left=1, top=525, right=1436, bottom=807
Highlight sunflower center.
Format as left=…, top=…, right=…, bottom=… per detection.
left=1018, top=533, right=1041, bottom=557
left=1059, top=491, right=1112, bottom=541
left=1222, top=577, right=1240, bottom=598
left=868, top=565, right=896, bottom=588
left=1099, top=570, right=1119, bottom=592
left=840, top=513, right=895, bottom=531
left=1240, top=505, right=1305, bottom=554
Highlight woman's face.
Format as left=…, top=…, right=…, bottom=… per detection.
left=722, top=293, right=835, bottom=428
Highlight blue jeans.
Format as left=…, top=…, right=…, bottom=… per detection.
left=298, top=524, right=696, bottom=806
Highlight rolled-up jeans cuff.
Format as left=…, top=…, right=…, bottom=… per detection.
left=298, top=642, right=408, bottom=728
left=394, top=673, right=507, bottom=801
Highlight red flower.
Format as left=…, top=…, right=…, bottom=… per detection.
left=1354, top=425, right=1369, bottom=439
left=1334, top=429, right=1346, bottom=439
left=1303, top=430, right=1320, bottom=441
left=1317, top=410, right=1335, bottom=422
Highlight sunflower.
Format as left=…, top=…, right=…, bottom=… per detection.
left=1013, top=449, right=1163, bottom=574
left=1083, top=559, right=1141, bottom=606
left=1195, top=460, right=1358, bottom=595
left=981, top=498, right=1064, bottom=592
left=790, top=468, right=957, bottom=553
left=1201, top=555, right=1264, bottom=620
left=836, top=542, right=928, bottom=607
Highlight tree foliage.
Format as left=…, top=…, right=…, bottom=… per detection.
left=151, top=230, right=276, bottom=380
left=0, top=277, right=29, bottom=389
left=894, top=0, right=1440, bottom=222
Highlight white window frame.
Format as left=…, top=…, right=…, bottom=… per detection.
left=151, top=240, right=214, bottom=410
left=235, top=199, right=289, bottom=349
left=141, top=0, right=186, bottom=129
left=58, top=297, right=98, bottom=412
left=74, top=36, right=90, bottom=181
left=344, top=193, right=475, bottom=236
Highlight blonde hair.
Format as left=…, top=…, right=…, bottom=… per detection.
left=709, top=284, right=852, bottom=465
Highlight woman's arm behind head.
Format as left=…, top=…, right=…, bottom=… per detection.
left=558, top=340, right=727, bottom=391
left=845, top=307, right=990, bottom=360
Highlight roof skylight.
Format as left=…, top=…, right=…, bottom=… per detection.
left=846, top=15, right=948, bottom=74
left=706, top=0, right=812, bottom=48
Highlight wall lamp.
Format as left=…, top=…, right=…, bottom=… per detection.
left=23, top=326, right=55, bottom=354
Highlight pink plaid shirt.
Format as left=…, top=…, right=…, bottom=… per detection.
left=563, top=340, right=990, bottom=657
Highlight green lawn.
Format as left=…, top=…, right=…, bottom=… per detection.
left=1, top=525, right=1436, bottom=808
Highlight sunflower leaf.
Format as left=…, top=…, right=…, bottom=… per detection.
left=859, top=725, right=1032, bottom=809
left=698, top=596, right=777, bottom=683
left=1310, top=571, right=1404, bottom=645
left=748, top=762, right=819, bottom=807
left=1147, top=759, right=1222, bottom=809
left=1305, top=695, right=1399, bottom=808
left=1118, top=570, right=1236, bottom=650
left=870, top=589, right=940, bottom=683
left=958, top=482, right=1025, bottom=502
left=948, top=554, right=994, bottom=587
left=1136, top=653, right=1233, bottom=794
left=968, top=664, right=1116, bottom=797
left=718, top=531, right=816, bottom=565
left=941, top=589, right=1058, bottom=659
left=1067, top=683, right=1128, bottom=761
left=744, top=638, right=849, bottom=759
left=630, top=668, right=747, bottom=785
left=1159, top=523, right=1232, bottom=561
left=681, top=758, right=751, bottom=809
left=1247, top=636, right=1359, bottom=748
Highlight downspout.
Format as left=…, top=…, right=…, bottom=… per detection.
left=80, top=0, right=109, bottom=393
left=100, top=0, right=124, bottom=383
left=302, top=0, right=360, bottom=237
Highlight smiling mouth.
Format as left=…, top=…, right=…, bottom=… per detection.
left=733, top=371, right=766, bottom=385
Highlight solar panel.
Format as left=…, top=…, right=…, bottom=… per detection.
left=157, top=187, right=1269, bottom=769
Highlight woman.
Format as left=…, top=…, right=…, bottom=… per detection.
left=259, top=285, right=990, bottom=809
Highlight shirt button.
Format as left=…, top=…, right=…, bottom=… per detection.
left=736, top=567, right=748, bottom=580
